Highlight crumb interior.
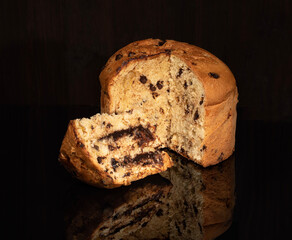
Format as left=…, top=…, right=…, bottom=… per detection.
left=75, top=110, right=167, bottom=186
left=109, top=54, right=205, bottom=163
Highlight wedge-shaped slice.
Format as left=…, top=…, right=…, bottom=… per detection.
left=59, top=110, right=173, bottom=188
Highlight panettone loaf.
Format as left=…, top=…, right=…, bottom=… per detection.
left=59, top=110, right=173, bottom=188
left=59, top=38, right=238, bottom=188
left=100, top=39, right=238, bottom=167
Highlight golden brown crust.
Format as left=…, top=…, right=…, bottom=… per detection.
left=99, top=39, right=238, bottom=167
left=59, top=121, right=119, bottom=188
left=99, top=38, right=236, bottom=107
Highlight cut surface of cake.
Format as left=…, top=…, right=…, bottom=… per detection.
left=59, top=110, right=173, bottom=188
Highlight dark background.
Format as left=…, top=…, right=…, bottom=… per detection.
left=1, top=0, right=291, bottom=239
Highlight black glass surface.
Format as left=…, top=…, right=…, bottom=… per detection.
left=3, top=106, right=291, bottom=239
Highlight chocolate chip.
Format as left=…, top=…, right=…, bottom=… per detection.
left=128, top=51, right=135, bottom=57
left=123, top=172, right=131, bottom=177
left=194, top=110, right=199, bottom=121
left=111, top=158, right=119, bottom=171
left=152, top=92, right=159, bottom=99
left=78, top=142, right=84, bottom=148
left=97, top=156, right=105, bottom=164
left=176, top=68, right=183, bottom=78
left=198, top=223, right=203, bottom=233
left=108, top=145, right=115, bottom=151
left=175, top=222, right=182, bottom=236
left=208, top=72, right=220, bottom=79
left=199, top=96, right=204, bottom=105
left=106, top=123, right=113, bottom=128
left=164, top=49, right=171, bottom=54
left=139, top=75, right=147, bottom=84
left=184, top=81, right=188, bottom=89
left=156, top=209, right=163, bottom=216
left=193, top=204, right=198, bottom=215
left=93, top=145, right=99, bottom=151
left=156, top=80, right=164, bottom=89
left=183, top=50, right=187, bottom=54
left=141, top=222, right=148, bottom=227
left=167, top=88, right=170, bottom=93
left=202, top=145, right=207, bottom=151
left=160, top=108, right=165, bottom=114
left=182, top=220, right=186, bottom=229
left=149, top=83, right=156, bottom=91
left=116, top=66, right=121, bottom=73
left=157, top=40, right=166, bottom=46
left=217, top=152, right=224, bottom=162
left=102, top=121, right=106, bottom=125
left=115, top=54, right=123, bottom=61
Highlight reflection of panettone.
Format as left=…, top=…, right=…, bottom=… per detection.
left=64, top=154, right=235, bottom=240
left=59, top=39, right=238, bottom=188
left=160, top=152, right=235, bottom=240
left=64, top=175, right=172, bottom=240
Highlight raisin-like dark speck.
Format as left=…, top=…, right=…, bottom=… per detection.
left=152, top=92, right=159, bottom=99
left=199, top=96, right=204, bottom=105
left=97, top=157, right=105, bottom=164
left=156, top=80, right=164, bottom=89
left=79, top=142, right=84, bottom=148
left=194, top=110, right=199, bottom=121
left=208, top=72, right=220, bottom=79
left=115, top=54, right=123, bottom=61
left=217, top=152, right=224, bottom=162
left=200, top=145, right=207, bottom=151
left=156, top=209, right=163, bottom=216
left=93, top=145, right=99, bottom=151
left=108, top=145, right=115, bottom=151
left=128, top=51, right=135, bottom=57
left=106, top=123, right=113, bottom=128
left=111, top=158, right=119, bottom=171
left=149, top=83, right=156, bottom=91
left=176, top=68, right=183, bottom=78
left=157, top=40, right=166, bottom=46
left=192, top=62, right=197, bottom=65
left=184, top=81, right=188, bottom=89
left=139, top=75, right=147, bottom=84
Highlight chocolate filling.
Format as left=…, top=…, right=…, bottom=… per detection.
left=100, top=125, right=154, bottom=145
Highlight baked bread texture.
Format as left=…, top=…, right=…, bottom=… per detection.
left=100, top=38, right=238, bottom=167
left=59, top=38, right=238, bottom=188
left=59, top=110, right=173, bottom=188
